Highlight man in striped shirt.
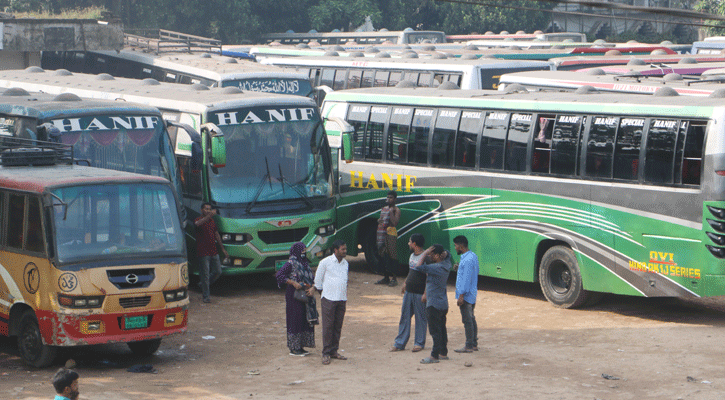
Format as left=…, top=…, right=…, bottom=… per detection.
left=309, top=240, right=349, bottom=365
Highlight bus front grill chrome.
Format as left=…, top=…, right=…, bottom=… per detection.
left=119, top=296, right=152, bottom=308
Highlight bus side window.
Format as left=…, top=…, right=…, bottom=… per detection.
left=482, top=111, right=508, bottom=170
left=505, top=113, right=532, bottom=172
left=681, top=122, right=705, bottom=185
left=387, top=107, right=413, bottom=163
left=7, top=193, right=24, bottom=250
left=550, top=115, right=583, bottom=176
left=613, top=118, right=644, bottom=181
left=644, top=119, right=678, bottom=184
left=431, top=109, right=459, bottom=168
left=366, top=106, right=388, bottom=161
left=320, top=68, right=335, bottom=88
left=347, top=105, right=370, bottom=160
left=586, top=116, right=617, bottom=178
left=417, top=72, right=433, bottom=87
left=26, top=196, right=45, bottom=254
left=333, top=69, right=347, bottom=90
left=532, top=115, right=554, bottom=173
left=404, top=72, right=420, bottom=86
left=347, top=69, right=363, bottom=89
left=388, top=71, right=403, bottom=87
left=374, top=70, right=389, bottom=87
left=409, top=109, right=434, bottom=165
left=361, top=70, right=375, bottom=88
left=433, top=74, right=445, bottom=87
left=456, top=110, right=483, bottom=169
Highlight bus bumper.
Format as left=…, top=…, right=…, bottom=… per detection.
left=35, top=306, right=188, bottom=346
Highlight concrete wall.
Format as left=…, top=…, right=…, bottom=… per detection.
left=1, top=19, right=123, bottom=52
left=0, top=51, right=40, bottom=69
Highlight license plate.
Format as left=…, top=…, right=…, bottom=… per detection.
left=124, top=316, right=148, bottom=329
left=275, top=260, right=287, bottom=271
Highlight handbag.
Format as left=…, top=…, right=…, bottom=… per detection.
left=294, top=288, right=309, bottom=303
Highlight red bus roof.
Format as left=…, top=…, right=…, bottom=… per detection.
left=0, top=164, right=170, bottom=193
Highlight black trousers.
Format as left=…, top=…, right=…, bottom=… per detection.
left=426, top=306, right=448, bottom=359
left=321, top=297, right=346, bottom=356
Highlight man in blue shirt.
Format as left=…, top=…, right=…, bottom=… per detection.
left=52, top=369, right=79, bottom=400
left=453, top=235, right=479, bottom=353
left=414, top=244, right=452, bottom=364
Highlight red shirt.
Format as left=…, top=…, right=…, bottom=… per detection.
left=195, top=216, right=219, bottom=257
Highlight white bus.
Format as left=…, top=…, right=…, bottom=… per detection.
left=259, top=55, right=550, bottom=91
left=261, top=28, right=447, bottom=45
left=42, top=50, right=314, bottom=96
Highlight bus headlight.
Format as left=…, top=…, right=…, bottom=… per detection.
left=57, top=294, right=104, bottom=309
left=163, top=288, right=188, bottom=302
left=316, top=224, right=335, bottom=237
left=221, top=233, right=252, bottom=244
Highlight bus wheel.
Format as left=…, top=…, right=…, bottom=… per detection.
left=539, top=246, right=589, bottom=309
left=127, top=338, right=162, bottom=357
left=362, top=228, right=381, bottom=274
left=18, top=311, right=57, bottom=368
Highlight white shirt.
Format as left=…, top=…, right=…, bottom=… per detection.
left=314, top=254, right=349, bottom=301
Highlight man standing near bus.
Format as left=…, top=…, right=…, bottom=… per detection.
left=308, top=240, right=349, bottom=365
left=452, top=235, right=479, bottom=353
left=375, top=191, right=400, bottom=287
left=195, top=202, right=229, bottom=303
left=390, top=233, right=427, bottom=352
left=415, top=244, right=452, bottom=364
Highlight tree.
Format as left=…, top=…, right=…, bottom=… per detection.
left=308, top=0, right=381, bottom=32
left=695, top=0, right=725, bottom=36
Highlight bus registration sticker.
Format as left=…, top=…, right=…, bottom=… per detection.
left=124, top=316, right=148, bottom=330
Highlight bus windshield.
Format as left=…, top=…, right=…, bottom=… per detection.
left=52, top=183, right=184, bottom=265
left=51, top=114, right=181, bottom=197
left=208, top=108, right=331, bottom=206
left=221, top=78, right=313, bottom=97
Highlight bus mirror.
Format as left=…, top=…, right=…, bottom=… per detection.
left=201, top=123, right=226, bottom=168
left=324, top=117, right=354, bottom=163
left=342, top=133, right=353, bottom=163
left=313, top=85, right=333, bottom=106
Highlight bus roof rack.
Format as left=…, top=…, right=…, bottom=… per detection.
left=0, top=137, right=74, bottom=167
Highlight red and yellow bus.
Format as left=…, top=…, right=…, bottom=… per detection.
left=0, top=138, right=188, bottom=367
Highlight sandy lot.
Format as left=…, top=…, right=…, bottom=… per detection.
left=2, top=254, right=725, bottom=400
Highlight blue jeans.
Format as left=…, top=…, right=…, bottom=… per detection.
left=459, top=301, right=478, bottom=349
left=199, top=254, right=222, bottom=299
left=393, top=292, right=427, bottom=349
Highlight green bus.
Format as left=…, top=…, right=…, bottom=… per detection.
left=0, top=68, right=338, bottom=275
left=322, top=86, right=718, bottom=308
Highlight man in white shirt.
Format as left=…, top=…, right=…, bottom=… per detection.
left=308, top=240, right=349, bottom=365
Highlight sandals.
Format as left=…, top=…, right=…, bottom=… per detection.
left=420, top=357, right=439, bottom=364
left=411, top=346, right=423, bottom=352
left=390, top=346, right=404, bottom=352
left=330, top=353, right=347, bottom=360
left=321, top=354, right=331, bottom=365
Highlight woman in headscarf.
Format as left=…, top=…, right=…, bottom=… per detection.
left=275, top=242, right=318, bottom=356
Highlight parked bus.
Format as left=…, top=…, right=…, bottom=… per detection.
left=0, top=68, right=339, bottom=274
left=261, top=29, right=447, bottom=45
left=550, top=53, right=725, bottom=71
left=0, top=137, right=187, bottom=367
left=497, top=69, right=725, bottom=96
left=690, top=38, right=725, bottom=55
left=259, top=55, right=550, bottom=90
left=322, top=86, right=720, bottom=308
left=447, top=31, right=587, bottom=43
left=0, top=71, right=183, bottom=216
left=42, top=50, right=314, bottom=96
left=583, top=61, right=725, bottom=77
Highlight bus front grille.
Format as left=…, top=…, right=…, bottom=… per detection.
left=119, top=296, right=152, bottom=309
left=258, top=228, right=308, bottom=244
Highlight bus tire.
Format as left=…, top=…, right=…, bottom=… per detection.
left=17, top=311, right=57, bottom=368
left=539, top=245, right=589, bottom=309
left=127, top=338, right=162, bottom=357
left=361, top=227, right=381, bottom=274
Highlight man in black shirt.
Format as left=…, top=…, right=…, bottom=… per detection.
left=390, top=233, right=428, bottom=352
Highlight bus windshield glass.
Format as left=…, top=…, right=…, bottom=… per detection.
left=51, top=114, right=180, bottom=195
left=208, top=106, right=332, bottom=206
left=52, top=183, right=184, bottom=265
left=221, top=78, right=313, bottom=97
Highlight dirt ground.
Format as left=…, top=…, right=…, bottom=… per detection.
left=3, top=253, right=725, bottom=400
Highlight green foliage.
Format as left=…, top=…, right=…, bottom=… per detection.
left=308, top=0, right=382, bottom=32
left=695, top=0, right=725, bottom=36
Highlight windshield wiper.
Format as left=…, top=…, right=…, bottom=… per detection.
left=277, top=163, right=315, bottom=209
left=245, top=157, right=274, bottom=214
